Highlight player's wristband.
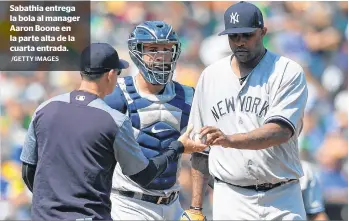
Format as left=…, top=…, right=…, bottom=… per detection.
left=169, top=140, right=184, bottom=154
left=190, top=206, right=203, bottom=211
left=165, top=141, right=184, bottom=162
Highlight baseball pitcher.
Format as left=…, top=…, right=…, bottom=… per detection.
left=182, top=2, right=308, bottom=220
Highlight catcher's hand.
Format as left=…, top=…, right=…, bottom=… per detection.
left=181, top=209, right=207, bottom=221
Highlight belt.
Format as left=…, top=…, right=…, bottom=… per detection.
left=214, top=177, right=297, bottom=191
left=115, top=190, right=179, bottom=205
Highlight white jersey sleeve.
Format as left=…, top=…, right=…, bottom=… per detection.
left=188, top=71, right=210, bottom=155
left=300, top=161, right=326, bottom=215
left=264, top=60, right=308, bottom=136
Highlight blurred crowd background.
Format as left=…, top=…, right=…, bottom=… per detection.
left=0, top=1, right=347, bottom=220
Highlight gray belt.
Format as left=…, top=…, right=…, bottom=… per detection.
left=215, top=177, right=298, bottom=191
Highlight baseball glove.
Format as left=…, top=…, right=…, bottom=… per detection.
left=181, top=210, right=207, bottom=221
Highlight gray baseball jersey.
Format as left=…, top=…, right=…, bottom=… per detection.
left=300, top=161, right=326, bottom=215
left=189, top=50, right=308, bottom=186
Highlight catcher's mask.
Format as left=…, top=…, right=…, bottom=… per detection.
left=128, top=21, right=181, bottom=85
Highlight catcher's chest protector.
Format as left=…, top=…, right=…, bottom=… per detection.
left=118, top=76, right=192, bottom=189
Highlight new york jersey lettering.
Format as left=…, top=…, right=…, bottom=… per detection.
left=211, top=95, right=269, bottom=122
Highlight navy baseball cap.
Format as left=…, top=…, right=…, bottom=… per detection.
left=218, top=1, right=264, bottom=35
left=80, top=43, right=129, bottom=73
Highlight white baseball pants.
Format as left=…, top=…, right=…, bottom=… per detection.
left=110, top=192, right=184, bottom=220
left=212, top=179, right=307, bottom=220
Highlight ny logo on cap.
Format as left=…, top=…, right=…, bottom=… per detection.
left=230, top=12, right=239, bottom=24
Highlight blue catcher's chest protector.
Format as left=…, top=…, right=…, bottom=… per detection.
left=118, top=76, right=193, bottom=190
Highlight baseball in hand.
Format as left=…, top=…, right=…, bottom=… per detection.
left=193, top=132, right=207, bottom=144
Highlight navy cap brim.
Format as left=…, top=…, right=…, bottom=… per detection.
left=218, top=27, right=258, bottom=36
left=118, top=59, right=129, bottom=69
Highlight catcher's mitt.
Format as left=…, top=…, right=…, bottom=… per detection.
left=181, top=210, right=207, bottom=221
